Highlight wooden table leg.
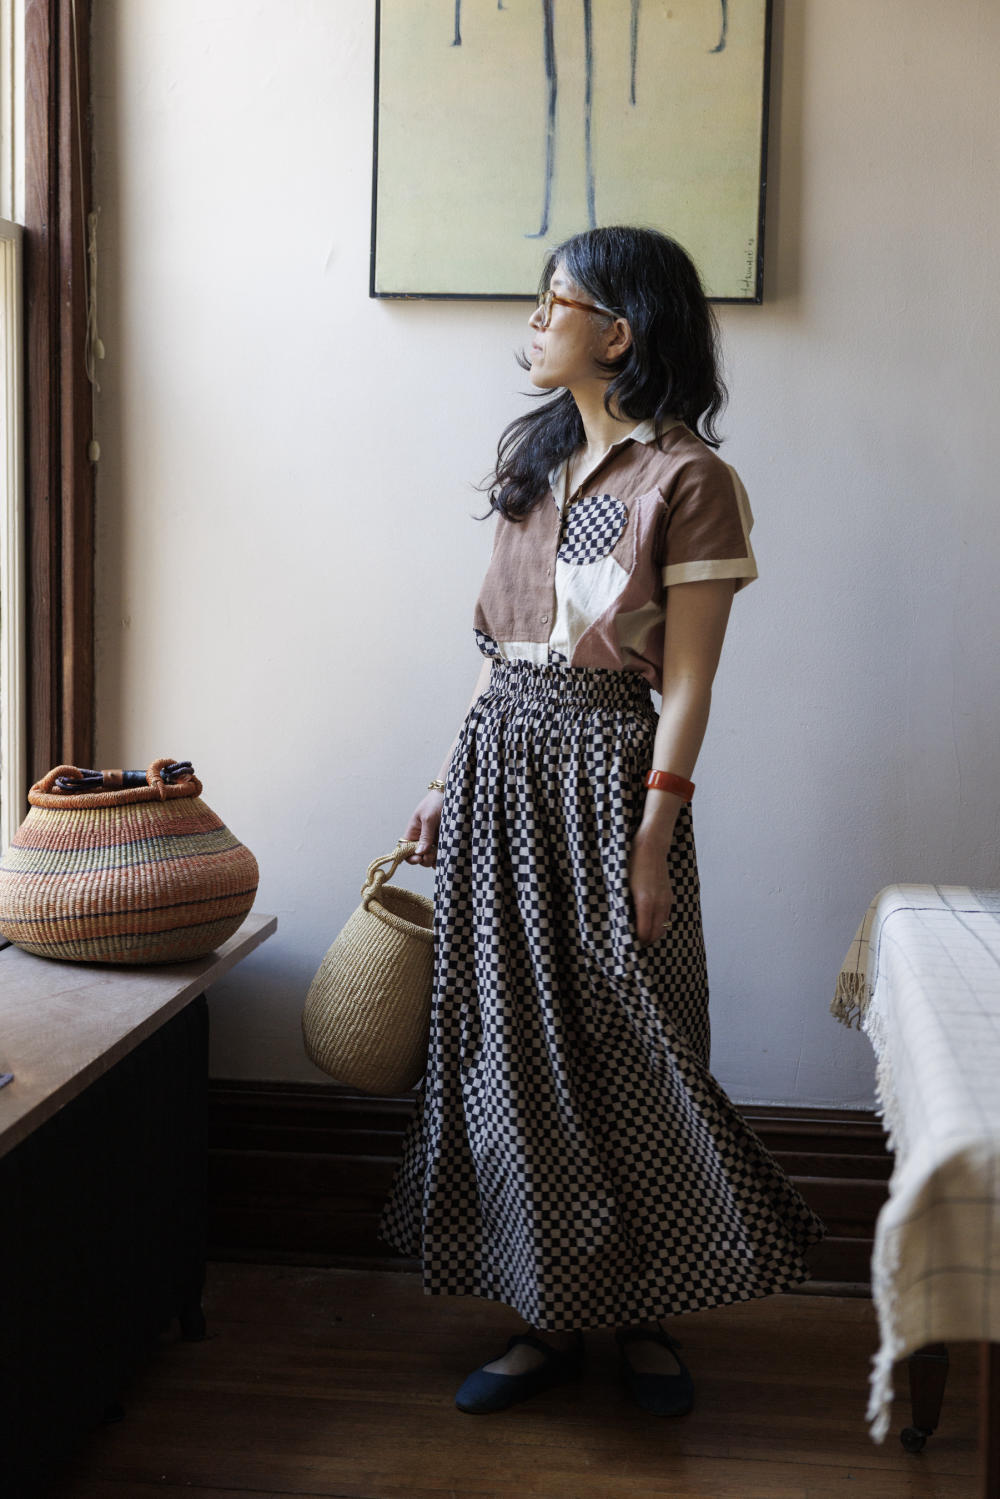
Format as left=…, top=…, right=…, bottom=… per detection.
left=901, top=1342, right=949, bottom=1452
left=981, top=1342, right=1000, bottom=1499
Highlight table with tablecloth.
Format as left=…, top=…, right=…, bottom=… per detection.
left=832, top=882, right=1000, bottom=1456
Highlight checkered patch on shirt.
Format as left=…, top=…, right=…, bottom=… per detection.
left=474, top=627, right=502, bottom=658
left=558, top=494, right=628, bottom=566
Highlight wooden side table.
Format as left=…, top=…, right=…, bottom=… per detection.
left=0, top=913, right=276, bottom=1495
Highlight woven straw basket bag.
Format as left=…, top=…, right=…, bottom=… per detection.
left=302, top=839, right=434, bottom=1095
left=0, top=758, right=259, bottom=963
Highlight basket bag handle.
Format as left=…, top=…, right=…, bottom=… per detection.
left=361, top=840, right=420, bottom=910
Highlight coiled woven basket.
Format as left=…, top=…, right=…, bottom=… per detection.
left=302, top=839, right=434, bottom=1096
left=0, top=758, right=259, bottom=964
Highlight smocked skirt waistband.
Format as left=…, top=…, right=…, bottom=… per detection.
left=487, top=657, right=653, bottom=713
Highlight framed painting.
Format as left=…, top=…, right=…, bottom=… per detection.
left=370, top=0, right=772, bottom=303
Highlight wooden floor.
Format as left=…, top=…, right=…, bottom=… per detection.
left=47, top=1263, right=979, bottom=1499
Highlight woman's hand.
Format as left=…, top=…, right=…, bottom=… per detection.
left=403, top=790, right=444, bottom=867
left=628, top=824, right=674, bottom=944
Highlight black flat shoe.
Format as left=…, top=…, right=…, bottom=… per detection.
left=455, top=1331, right=585, bottom=1414
left=615, top=1323, right=694, bottom=1416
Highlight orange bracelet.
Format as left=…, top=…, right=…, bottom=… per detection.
left=644, top=769, right=695, bottom=800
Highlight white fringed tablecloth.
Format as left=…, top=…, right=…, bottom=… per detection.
left=832, top=883, right=1000, bottom=1441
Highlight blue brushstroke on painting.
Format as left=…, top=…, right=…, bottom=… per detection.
left=582, top=0, right=596, bottom=228
left=711, top=0, right=728, bottom=53
left=630, top=0, right=640, bottom=106
left=447, top=1, right=728, bottom=238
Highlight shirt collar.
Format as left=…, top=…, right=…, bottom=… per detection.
left=548, top=416, right=680, bottom=505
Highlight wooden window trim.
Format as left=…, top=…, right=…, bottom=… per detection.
left=23, top=0, right=94, bottom=784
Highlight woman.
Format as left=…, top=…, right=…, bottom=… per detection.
left=379, top=226, right=824, bottom=1416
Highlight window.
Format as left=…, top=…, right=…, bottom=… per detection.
left=8, top=0, right=95, bottom=798
left=0, top=217, right=24, bottom=852
left=1, top=0, right=25, bottom=225
left=1, top=0, right=25, bottom=850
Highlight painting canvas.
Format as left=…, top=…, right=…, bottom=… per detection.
left=371, top=0, right=772, bottom=302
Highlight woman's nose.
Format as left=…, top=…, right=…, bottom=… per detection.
left=528, top=303, right=545, bottom=330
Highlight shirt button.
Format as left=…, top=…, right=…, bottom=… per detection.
left=540, top=613, right=548, bottom=624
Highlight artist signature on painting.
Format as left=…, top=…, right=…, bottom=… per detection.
left=740, top=237, right=756, bottom=296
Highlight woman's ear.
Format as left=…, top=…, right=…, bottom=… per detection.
left=603, top=316, right=633, bottom=362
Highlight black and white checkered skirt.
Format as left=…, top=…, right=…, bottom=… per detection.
left=379, top=658, right=824, bottom=1330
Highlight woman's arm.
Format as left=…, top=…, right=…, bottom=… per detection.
left=628, top=578, right=735, bottom=943
left=404, top=656, right=494, bottom=867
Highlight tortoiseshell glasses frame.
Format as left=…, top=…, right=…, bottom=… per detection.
left=535, top=289, right=615, bottom=329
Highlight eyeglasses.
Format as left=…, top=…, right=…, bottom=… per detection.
left=535, top=289, right=614, bottom=330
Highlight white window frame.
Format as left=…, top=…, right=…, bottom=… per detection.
left=1, top=215, right=25, bottom=852
left=0, top=0, right=24, bottom=226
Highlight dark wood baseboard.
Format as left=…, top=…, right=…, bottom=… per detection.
left=207, top=1081, right=889, bottom=1294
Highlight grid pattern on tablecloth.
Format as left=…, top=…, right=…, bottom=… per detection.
left=833, top=883, right=1000, bottom=1441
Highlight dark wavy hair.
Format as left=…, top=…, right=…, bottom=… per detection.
left=485, top=226, right=726, bottom=521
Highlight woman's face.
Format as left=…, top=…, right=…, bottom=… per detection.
left=527, top=261, right=618, bottom=392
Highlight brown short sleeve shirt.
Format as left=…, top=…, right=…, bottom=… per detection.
left=473, top=420, right=757, bottom=693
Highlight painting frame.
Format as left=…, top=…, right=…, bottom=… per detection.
left=370, top=0, right=773, bottom=304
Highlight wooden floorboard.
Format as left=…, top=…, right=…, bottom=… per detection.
left=45, top=1263, right=979, bottom=1499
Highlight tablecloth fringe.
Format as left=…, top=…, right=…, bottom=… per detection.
left=830, top=968, right=869, bottom=1028
left=862, top=997, right=907, bottom=1442
left=867, top=1006, right=906, bottom=1159
left=832, top=901, right=881, bottom=1028
left=867, top=1200, right=905, bottom=1443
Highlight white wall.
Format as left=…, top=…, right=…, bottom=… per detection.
left=92, top=0, right=1000, bottom=1106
